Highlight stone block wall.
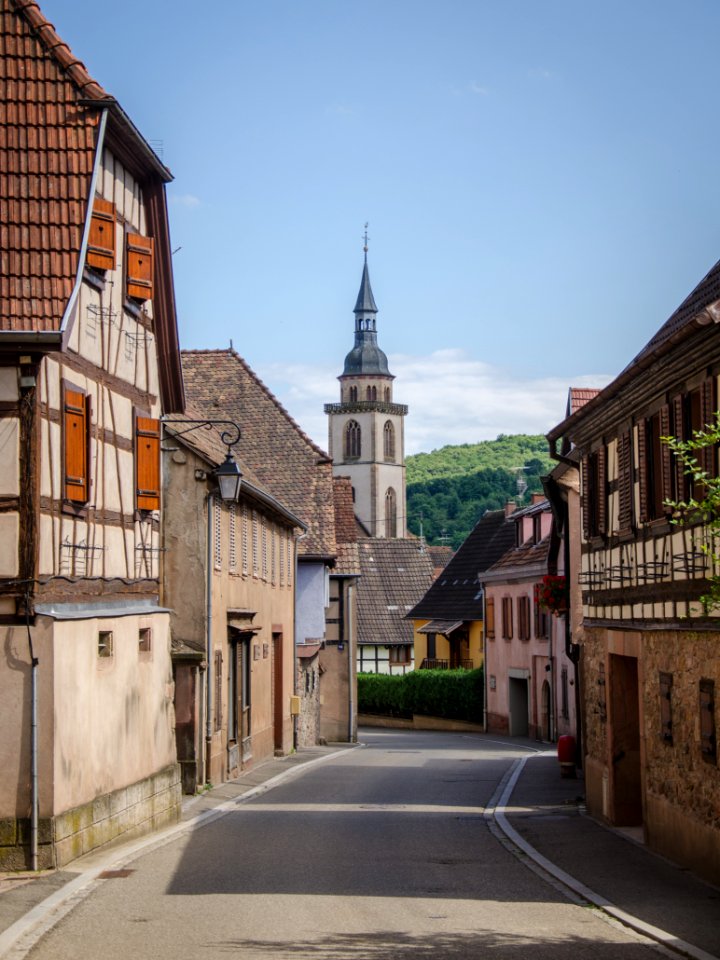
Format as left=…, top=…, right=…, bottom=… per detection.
left=0, top=764, right=181, bottom=870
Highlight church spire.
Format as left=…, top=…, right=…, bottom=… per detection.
left=354, top=224, right=378, bottom=319
left=343, top=226, right=390, bottom=376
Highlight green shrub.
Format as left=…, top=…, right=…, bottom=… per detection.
left=358, top=668, right=483, bottom=723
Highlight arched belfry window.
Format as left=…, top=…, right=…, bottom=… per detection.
left=371, top=386, right=377, bottom=401
left=366, top=386, right=372, bottom=401
left=385, top=487, right=397, bottom=538
left=383, top=420, right=395, bottom=460
left=345, top=420, right=361, bottom=459
left=384, top=387, right=390, bottom=401
left=349, top=386, right=358, bottom=403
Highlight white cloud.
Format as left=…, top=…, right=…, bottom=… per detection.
left=256, top=349, right=611, bottom=457
left=528, top=67, right=553, bottom=80
left=170, top=193, right=201, bottom=208
left=469, top=82, right=489, bottom=96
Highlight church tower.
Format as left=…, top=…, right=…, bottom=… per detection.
left=325, top=239, right=408, bottom=538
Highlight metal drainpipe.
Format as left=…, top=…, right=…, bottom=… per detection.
left=347, top=582, right=355, bottom=743
left=24, top=593, right=38, bottom=871
left=292, top=530, right=308, bottom=750
left=482, top=587, right=488, bottom=732
left=205, top=492, right=215, bottom=783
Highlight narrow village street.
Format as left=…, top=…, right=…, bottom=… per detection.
left=4, top=729, right=708, bottom=960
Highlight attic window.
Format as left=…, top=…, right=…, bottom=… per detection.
left=87, top=198, right=116, bottom=271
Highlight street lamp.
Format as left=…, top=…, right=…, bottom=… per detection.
left=213, top=449, right=243, bottom=502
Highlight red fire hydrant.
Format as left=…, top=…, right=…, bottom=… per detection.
left=558, top=735, right=576, bottom=779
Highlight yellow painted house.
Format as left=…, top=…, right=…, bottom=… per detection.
left=408, top=507, right=516, bottom=670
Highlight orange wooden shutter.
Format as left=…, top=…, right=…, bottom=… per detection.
left=64, top=388, right=88, bottom=502
left=126, top=234, right=154, bottom=301
left=136, top=416, right=160, bottom=510
left=87, top=198, right=116, bottom=271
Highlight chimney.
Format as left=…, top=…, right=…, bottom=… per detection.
left=531, top=493, right=546, bottom=505
left=504, top=500, right=517, bottom=517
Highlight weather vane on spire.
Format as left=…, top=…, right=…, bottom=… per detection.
left=363, top=222, right=369, bottom=256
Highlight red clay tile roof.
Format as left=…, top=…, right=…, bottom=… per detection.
left=408, top=509, right=515, bottom=621
left=567, top=387, right=601, bottom=417
left=356, top=539, right=433, bottom=647
left=1, top=0, right=110, bottom=331
left=1, top=0, right=177, bottom=364
left=180, top=349, right=337, bottom=558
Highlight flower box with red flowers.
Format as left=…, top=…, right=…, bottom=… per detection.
left=535, top=575, right=567, bottom=615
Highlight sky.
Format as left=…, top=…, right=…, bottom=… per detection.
left=40, top=0, right=720, bottom=454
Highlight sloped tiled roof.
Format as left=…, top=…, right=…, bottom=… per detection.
left=427, top=545, right=454, bottom=578
left=0, top=0, right=111, bottom=331
left=549, top=258, right=720, bottom=445
left=567, top=387, right=601, bottom=416
left=631, top=257, right=720, bottom=366
left=1, top=1, right=184, bottom=411
left=408, top=509, right=515, bottom=621
left=483, top=534, right=551, bottom=580
left=356, top=539, right=433, bottom=647
left=181, top=349, right=336, bottom=558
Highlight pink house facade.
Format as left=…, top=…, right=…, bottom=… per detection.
left=481, top=496, right=578, bottom=742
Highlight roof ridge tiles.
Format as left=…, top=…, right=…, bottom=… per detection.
left=11, top=0, right=110, bottom=100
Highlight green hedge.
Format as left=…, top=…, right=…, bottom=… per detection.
left=357, top=668, right=484, bottom=723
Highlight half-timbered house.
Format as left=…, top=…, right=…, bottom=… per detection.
left=547, top=259, right=720, bottom=883
left=0, top=0, right=184, bottom=867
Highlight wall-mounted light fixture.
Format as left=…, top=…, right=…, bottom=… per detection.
left=163, top=418, right=243, bottom=501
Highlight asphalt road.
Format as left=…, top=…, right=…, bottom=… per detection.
left=22, top=730, right=665, bottom=960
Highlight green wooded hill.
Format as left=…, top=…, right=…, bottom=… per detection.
left=406, top=434, right=553, bottom=549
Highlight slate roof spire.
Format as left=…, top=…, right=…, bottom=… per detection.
left=343, top=226, right=391, bottom=377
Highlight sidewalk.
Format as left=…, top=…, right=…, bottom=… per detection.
left=505, top=752, right=720, bottom=960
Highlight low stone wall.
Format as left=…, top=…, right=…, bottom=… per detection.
left=0, top=764, right=182, bottom=870
left=358, top=714, right=484, bottom=733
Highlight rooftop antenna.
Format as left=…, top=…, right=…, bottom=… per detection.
left=438, top=529, right=451, bottom=547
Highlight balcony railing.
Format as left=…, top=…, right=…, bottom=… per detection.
left=419, top=659, right=474, bottom=670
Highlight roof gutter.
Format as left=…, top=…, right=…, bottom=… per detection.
left=60, top=106, right=109, bottom=337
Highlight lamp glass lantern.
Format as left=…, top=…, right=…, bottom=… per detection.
left=214, top=450, right=243, bottom=502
